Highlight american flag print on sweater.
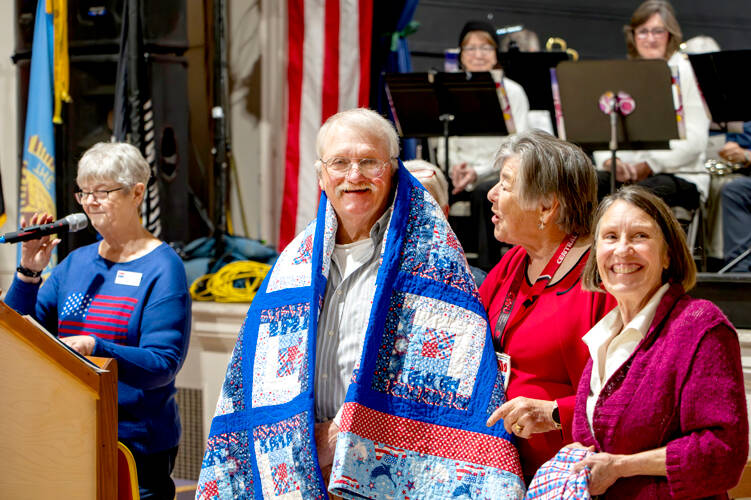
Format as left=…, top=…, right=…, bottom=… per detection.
left=58, top=292, right=137, bottom=343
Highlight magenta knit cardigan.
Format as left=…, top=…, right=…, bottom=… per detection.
left=572, top=283, right=748, bottom=499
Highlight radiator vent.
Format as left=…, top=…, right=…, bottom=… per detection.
left=175, top=387, right=203, bottom=480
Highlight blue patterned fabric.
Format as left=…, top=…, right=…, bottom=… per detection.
left=524, top=447, right=593, bottom=500
left=197, top=163, right=525, bottom=499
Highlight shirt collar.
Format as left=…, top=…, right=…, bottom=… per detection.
left=583, top=282, right=671, bottom=351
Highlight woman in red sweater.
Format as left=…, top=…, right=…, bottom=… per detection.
left=482, top=130, right=616, bottom=483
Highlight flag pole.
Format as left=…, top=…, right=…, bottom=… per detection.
left=211, top=0, right=231, bottom=263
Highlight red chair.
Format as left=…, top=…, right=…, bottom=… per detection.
left=118, top=442, right=140, bottom=500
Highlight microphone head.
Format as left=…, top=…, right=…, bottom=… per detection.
left=64, top=213, right=89, bottom=232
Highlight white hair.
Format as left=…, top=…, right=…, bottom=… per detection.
left=77, top=142, right=150, bottom=190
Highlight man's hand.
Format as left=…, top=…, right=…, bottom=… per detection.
left=315, top=420, right=339, bottom=470
left=449, top=163, right=477, bottom=194
left=719, top=141, right=751, bottom=165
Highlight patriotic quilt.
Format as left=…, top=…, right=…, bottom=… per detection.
left=197, top=163, right=525, bottom=499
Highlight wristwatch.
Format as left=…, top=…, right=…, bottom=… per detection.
left=551, top=400, right=562, bottom=430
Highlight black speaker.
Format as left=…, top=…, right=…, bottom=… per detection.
left=15, top=0, right=187, bottom=55
left=16, top=53, right=191, bottom=258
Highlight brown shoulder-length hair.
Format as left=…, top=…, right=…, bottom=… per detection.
left=624, top=0, right=683, bottom=59
left=582, top=185, right=696, bottom=293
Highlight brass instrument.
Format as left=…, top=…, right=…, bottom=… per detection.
left=704, top=158, right=747, bottom=176
left=545, top=37, right=579, bottom=61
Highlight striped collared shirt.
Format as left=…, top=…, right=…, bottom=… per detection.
left=314, top=208, right=391, bottom=421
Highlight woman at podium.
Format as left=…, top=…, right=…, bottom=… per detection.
left=4, top=142, right=191, bottom=500
left=436, top=20, right=531, bottom=271
left=594, top=0, right=710, bottom=211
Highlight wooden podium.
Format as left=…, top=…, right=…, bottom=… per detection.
left=0, top=301, right=118, bottom=499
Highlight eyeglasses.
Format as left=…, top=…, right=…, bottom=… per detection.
left=634, top=27, right=668, bottom=39
left=319, top=157, right=392, bottom=178
left=462, top=45, right=496, bottom=54
left=75, top=187, right=124, bottom=204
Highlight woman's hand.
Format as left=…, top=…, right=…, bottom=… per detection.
left=17, top=212, right=61, bottom=281
left=61, top=335, right=96, bottom=356
left=571, top=451, right=624, bottom=495
left=486, top=396, right=558, bottom=438
left=449, top=163, right=477, bottom=194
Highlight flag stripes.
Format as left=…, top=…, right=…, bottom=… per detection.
left=279, top=0, right=373, bottom=249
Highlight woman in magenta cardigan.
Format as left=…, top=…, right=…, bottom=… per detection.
left=570, top=185, right=748, bottom=498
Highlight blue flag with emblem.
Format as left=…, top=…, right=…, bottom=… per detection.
left=18, top=0, right=57, bottom=266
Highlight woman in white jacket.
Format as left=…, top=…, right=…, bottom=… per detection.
left=595, top=0, right=709, bottom=210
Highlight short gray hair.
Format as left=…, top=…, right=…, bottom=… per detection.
left=77, top=142, right=151, bottom=190
left=315, top=108, right=400, bottom=175
left=493, top=129, right=598, bottom=237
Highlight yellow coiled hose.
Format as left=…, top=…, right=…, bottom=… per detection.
left=190, top=260, right=271, bottom=302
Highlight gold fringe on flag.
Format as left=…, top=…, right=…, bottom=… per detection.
left=50, top=0, right=71, bottom=124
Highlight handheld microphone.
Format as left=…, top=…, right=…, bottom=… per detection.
left=0, top=213, right=89, bottom=244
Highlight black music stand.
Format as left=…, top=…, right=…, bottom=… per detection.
left=688, top=50, right=751, bottom=273
left=384, top=71, right=508, bottom=178
left=498, top=51, right=569, bottom=136
left=555, top=59, right=679, bottom=193
left=688, top=50, right=751, bottom=125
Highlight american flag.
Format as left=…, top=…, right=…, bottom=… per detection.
left=278, top=0, right=373, bottom=249
left=58, top=292, right=137, bottom=342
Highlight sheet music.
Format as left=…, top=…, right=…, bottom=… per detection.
left=23, top=315, right=107, bottom=373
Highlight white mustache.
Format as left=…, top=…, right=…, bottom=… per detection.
left=335, top=182, right=374, bottom=196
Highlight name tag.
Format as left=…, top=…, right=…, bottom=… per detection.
left=115, top=270, right=142, bottom=287
left=496, top=351, right=511, bottom=393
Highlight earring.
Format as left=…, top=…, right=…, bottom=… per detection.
left=538, top=220, right=545, bottom=231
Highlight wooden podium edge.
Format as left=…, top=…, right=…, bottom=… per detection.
left=90, top=357, right=118, bottom=500
left=0, top=302, right=101, bottom=393
left=0, top=303, right=118, bottom=500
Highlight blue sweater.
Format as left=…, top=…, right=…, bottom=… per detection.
left=5, top=242, right=191, bottom=454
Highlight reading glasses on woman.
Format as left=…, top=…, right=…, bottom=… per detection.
left=463, top=44, right=496, bottom=54
left=320, top=157, right=393, bottom=178
left=74, top=186, right=124, bottom=203
left=634, top=26, right=667, bottom=38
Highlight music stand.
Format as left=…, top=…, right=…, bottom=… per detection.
left=688, top=50, right=751, bottom=273
left=499, top=51, right=569, bottom=136
left=688, top=50, right=751, bottom=125
left=555, top=59, right=679, bottom=193
left=385, top=71, right=508, bottom=179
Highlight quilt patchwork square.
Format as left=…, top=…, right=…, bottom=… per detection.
left=372, top=292, right=486, bottom=410
left=197, top=431, right=254, bottom=499
left=252, top=303, right=310, bottom=407
left=266, top=223, right=316, bottom=292
left=399, top=185, right=478, bottom=297
left=214, top=318, right=247, bottom=416
left=253, top=412, right=324, bottom=499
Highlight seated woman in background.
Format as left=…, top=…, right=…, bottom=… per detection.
left=569, top=185, right=747, bottom=498
left=436, top=20, right=531, bottom=271
left=483, top=130, right=616, bottom=483
left=595, top=0, right=709, bottom=211
left=4, top=142, right=191, bottom=500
